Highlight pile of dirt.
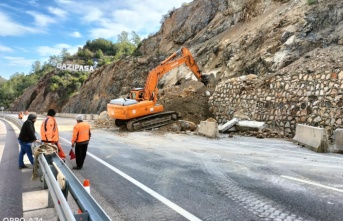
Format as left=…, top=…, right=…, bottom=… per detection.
left=92, top=118, right=116, bottom=129
left=159, top=80, right=214, bottom=124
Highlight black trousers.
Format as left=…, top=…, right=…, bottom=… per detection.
left=75, top=143, right=88, bottom=168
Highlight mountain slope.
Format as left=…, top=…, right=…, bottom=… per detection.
left=10, top=0, right=343, bottom=125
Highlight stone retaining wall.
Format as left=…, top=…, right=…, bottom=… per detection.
left=209, top=71, right=343, bottom=137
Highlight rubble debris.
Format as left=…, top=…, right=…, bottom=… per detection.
left=218, top=118, right=239, bottom=132
left=236, top=120, right=265, bottom=132
left=178, top=120, right=197, bottom=131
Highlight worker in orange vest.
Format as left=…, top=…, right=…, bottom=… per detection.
left=40, top=109, right=66, bottom=160
left=71, top=115, right=91, bottom=170
left=18, top=112, right=23, bottom=119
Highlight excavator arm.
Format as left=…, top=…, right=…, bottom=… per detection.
left=143, top=47, right=208, bottom=103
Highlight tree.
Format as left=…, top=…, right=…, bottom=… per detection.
left=117, top=31, right=129, bottom=43
left=115, top=41, right=135, bottom=60
left=31, top=61, right=41, bottom=73
left=131, top=31, right=141, bottom=46
left=98, top=57, right=112, bottom=67
left=95, top=49, right=104, bottom=58
left=83, top=48, right=93, bottom=59
left=86, top=59, right=94, bottom=66
left=84, top=38, right=113, bottom=54
left=49, top=55, right=62, bottom=66
left=77, top=47, right=84, bottom=58
left=60, top=48, right=71, bottom=61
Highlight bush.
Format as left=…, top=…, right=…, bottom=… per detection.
left=49, top=83, right=59, bottom=91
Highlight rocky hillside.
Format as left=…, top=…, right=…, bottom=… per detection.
left=11, top=0, right=343, bottom=125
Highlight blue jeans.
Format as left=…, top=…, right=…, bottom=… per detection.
left=18, top=139, right=34, bottom=166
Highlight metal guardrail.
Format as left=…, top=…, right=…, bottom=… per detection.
left=49, top=154, right=112, bottom=221
left=0, top=114, right=24, bottom=129
left=0, top=114, right=41, bottom=139
left=0, top=114, right=112, bottom=221
left=39, top=154, right=76, bottom=221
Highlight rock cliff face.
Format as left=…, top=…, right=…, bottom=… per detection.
left=10, top=71, right=67, bottom=112
left=11, top=0, right=343, bottom=130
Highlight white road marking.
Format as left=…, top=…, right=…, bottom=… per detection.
left=88, top=153, right=202, bottom=221
left=60, top=137, right=71, bottom=145
left=0, top=120, right=6, bottom=163
left=59, top=136, right=202, bottom=221
left=281, top=175, right=343, bottom=193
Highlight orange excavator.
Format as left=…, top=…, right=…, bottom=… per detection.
left=107, top=47, right=209, bottom=131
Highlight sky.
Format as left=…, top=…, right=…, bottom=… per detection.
left=0, top=0, right=193, bottom=80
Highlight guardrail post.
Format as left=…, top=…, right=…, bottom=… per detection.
left=62, top=180, right=69, bottom=200
left=40, top=155, right=57, bottom=189
left=47, top=191, right=54, bottom=208
left=42, top=174, right=48, bottom=189
left=75, top=212, right=90, bottom=220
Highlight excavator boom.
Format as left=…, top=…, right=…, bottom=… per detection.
left=143, top=47, right=207, bottom=103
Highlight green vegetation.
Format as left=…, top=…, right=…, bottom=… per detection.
left=49, top=71, right=89, bottom=101
left=307, top=0, right=317, bottom=5
left=72, top=31, right=142, bottom=65
left=0, top=63, right=54, bottom=108
left=0, top=31, right=142, bottom=109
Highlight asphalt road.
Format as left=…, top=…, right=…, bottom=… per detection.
left=0, top=119, right=23, bottom=220
left=2, top=115, right=343, bottom=221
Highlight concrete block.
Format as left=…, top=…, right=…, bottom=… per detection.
left=198, top=121, right=219, bottom=138
left=293, top=124, right=329, bottom=153
left=236, top=120, right=265, bottom=131
left=332, top=129, right=343, bottom=153
left=218, top=118, right=239, bottom=132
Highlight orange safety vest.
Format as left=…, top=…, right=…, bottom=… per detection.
left=40, top=116, right=59, bottom=143
left=18, top=112, right=23, bottom=119
left=71, top=122, right=91, bottom=144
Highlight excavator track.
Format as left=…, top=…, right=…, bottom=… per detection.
left=126, top=111, right=178, bottom=131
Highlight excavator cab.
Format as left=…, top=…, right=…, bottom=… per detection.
left=129, top=88, right=145, bottom=101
